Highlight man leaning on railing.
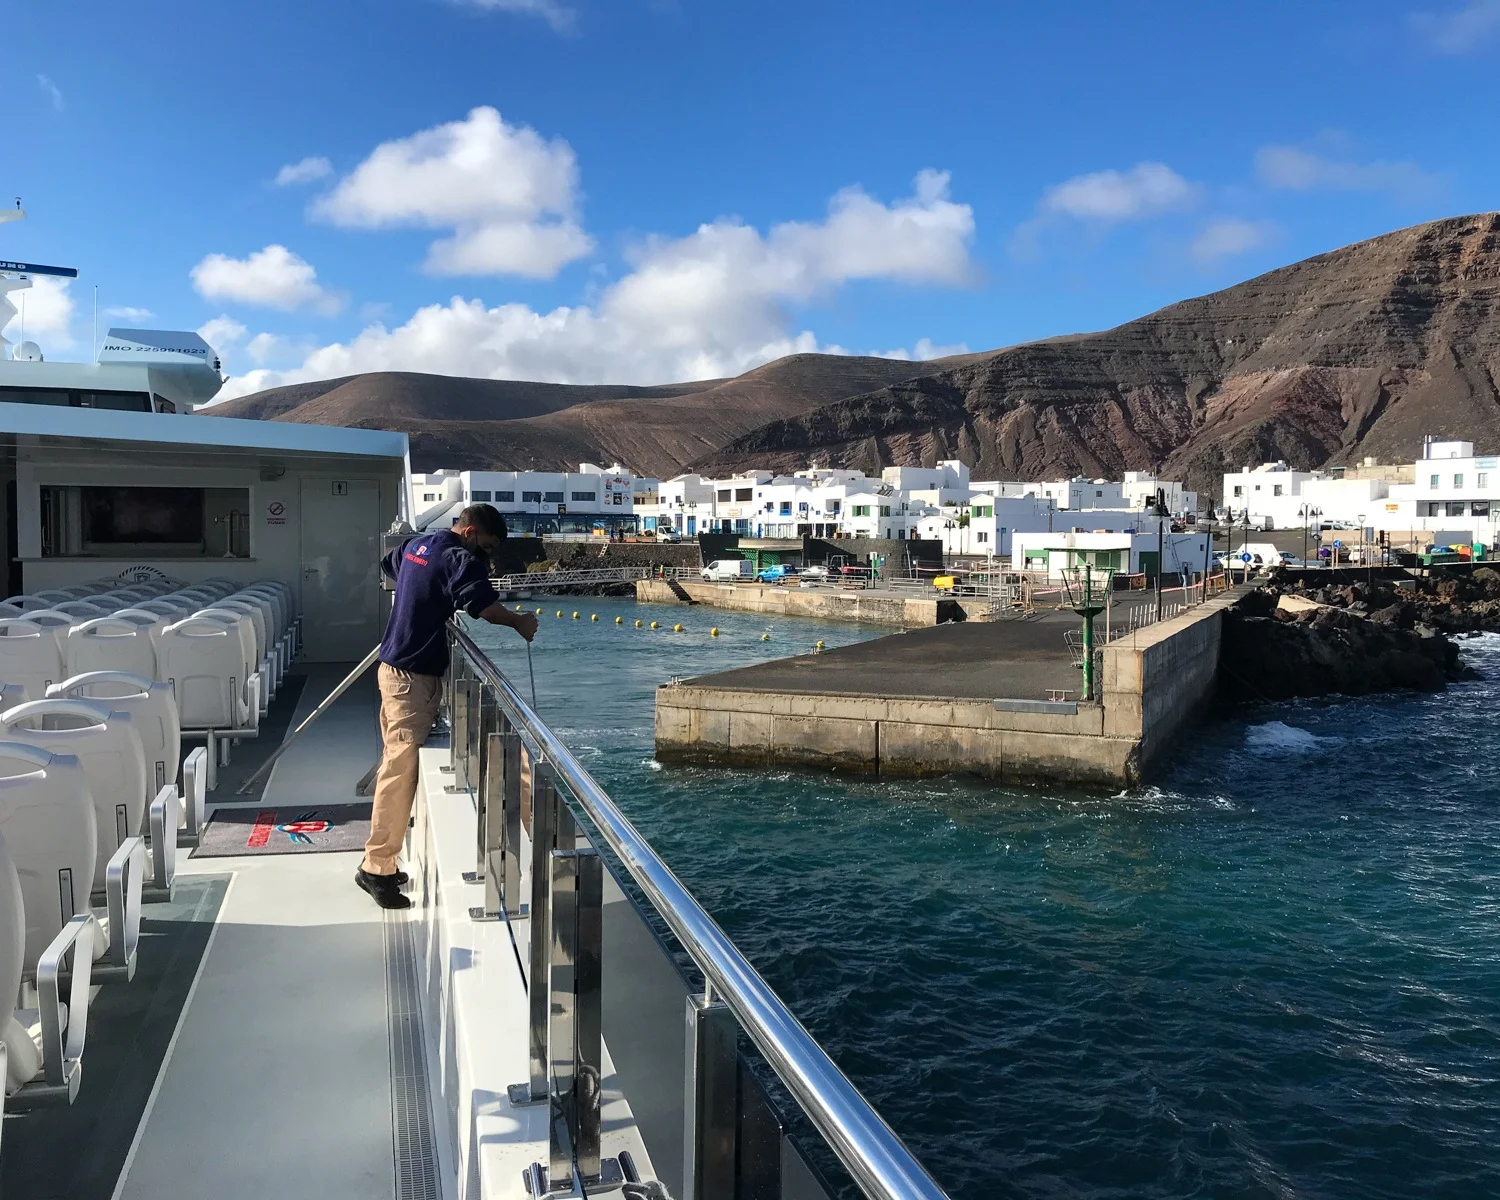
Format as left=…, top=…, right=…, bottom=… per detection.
left=357, top=504, right=539, bottom=910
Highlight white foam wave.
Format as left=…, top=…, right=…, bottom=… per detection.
left=1244, top=721, right=1334, bottom=753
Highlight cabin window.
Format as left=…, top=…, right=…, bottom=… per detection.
left=40, top=485, right=251, bottom=558
left=571, top=491, right=596, bottom=503
left=152, top=393, right=177, bottom=414
left=0, top=386, right=152, bottom=411
left=522, top=491, right=543, bottom=503
left=544, top=491, right=565, bottom=503
left=470, top=490, right=492, bottom=501
left=496, top=490, right=515, bottom=502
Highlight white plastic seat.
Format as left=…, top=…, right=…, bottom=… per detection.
left=0, top=699, right=148, bottom=893
left=0, top=746, right=103, bottom=1107
left=0, top=620, right=65, bottom=701
left=4, top=596, right=57, bottom=615
left=138, top=598, right=193, bottom=623
left=0, top=603, right=20, bottom=620
left=58, top=585, right=103, bottom=599
left=64, top=618, right=159, bottom=683
left=106, top=607, right=170, bottom=644
left=0, top=684, right=23, bottom=711
left=30, top=591, right=75, bottom=606
left=52, top=600, right=110, bottom=622
left=48, top=672, right=181, bottom=796
left=0, top=742, right=96, bottom=967
left=190, top=608, right=257, bottom=688
left=213, top=600, right=274, bottom=696
left=158, top=618, right=258, bottom=732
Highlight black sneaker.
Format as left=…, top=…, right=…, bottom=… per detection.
left=355, top=868, right=411, bottom=909
left=393, top=869, right=410, bottom=886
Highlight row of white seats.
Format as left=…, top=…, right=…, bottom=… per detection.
left=0, top=705, right=208, bottom=1115
left=0, top=580, right=300, bottom=767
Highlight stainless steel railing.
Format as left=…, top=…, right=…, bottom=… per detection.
left=445, top=621, right=950, bottom=1200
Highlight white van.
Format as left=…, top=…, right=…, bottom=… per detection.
left=701, top=558, right=754, bottom=582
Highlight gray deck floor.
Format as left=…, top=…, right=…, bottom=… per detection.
left=116, top=663, right=404, bottom=1200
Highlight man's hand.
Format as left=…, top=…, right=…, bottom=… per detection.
left=478, top=602, right=539, bottom=642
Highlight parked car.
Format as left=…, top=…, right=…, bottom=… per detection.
left=655, top=529, right=682, bottom=543
left=798, top=564, right=830, bottom=580
left=701, top=558, right=754, bottom=582
left=756, top=564, right=793, bottom=583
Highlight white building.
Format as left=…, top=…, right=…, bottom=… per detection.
left=411, top=463, right=639, bottom=535
left=1373, top=439, right=1500, bottom=546
left=1011, top=528, right=1211, bottom=581
left=1121, top=471, right=1199, bottom=517
left=1032, top=477, right=1127, bottom=510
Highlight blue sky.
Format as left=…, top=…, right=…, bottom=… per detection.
left=7, top=0, right=1499, bottom=397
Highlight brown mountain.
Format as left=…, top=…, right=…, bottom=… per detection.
left=202, top=356, right=957, bottom=476
left=695, top=212, right=1500, bottom=500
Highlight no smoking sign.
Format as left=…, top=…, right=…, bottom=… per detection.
left=266, top=501, right=287, bottom=527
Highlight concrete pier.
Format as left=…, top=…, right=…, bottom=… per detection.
left=654, top=590, right=1242, bottom=787
left=636, top=578, right=979, bottom=626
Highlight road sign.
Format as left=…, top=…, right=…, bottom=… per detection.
left=1240, top=552, right=1252, bottom=563
left=1333, top=539, right=1343, bottom=548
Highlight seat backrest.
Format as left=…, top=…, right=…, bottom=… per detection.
left=0, top=620, right=65, bottom=702
left=5, top=596, right=56, bottom=614
left=158, top=619, right=248, bottom=730
left=0, top=742, right=96, bottom=971
left=53, top=600, right=110, bottom=620
left=190, top=608, right=256, bottom=677
left=244, top=583, right=291, bottom=629
left=0, top=700, right=147, bottom=892
left=31, top=591, right=75, bottom=606
left=0, top=831, right=24, bottom=1022
left=0, top=602, right=20, bottom=620
left=0, top=683, right=23, bottom=711
left=48, top=673, right=181, bottom=794
left=230, top=590, right=280, bottom=638
left=60, top=585, right=104, bottom=599
left=213, top=601, right=268, bottom=662
left=65, top=618, right=160, bottom=682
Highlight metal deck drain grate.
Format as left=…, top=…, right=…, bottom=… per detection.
left=385, top=911, right=442, bottom=1200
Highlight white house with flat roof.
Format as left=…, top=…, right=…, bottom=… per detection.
left=1011, top=528, right=1211, bottom=581
left=411, top=463, right=639, bottom=535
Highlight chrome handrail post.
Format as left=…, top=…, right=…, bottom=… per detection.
left=501, top=725, right=524, bottom=917
left=528, top=761, right=557, bottom=1101
left=575, top=848, right=603, bottom=1183
left=548, top=846, right=578, bottom=1189
left=683, top=993, right=738, bottom=1200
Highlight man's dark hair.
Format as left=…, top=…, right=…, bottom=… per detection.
left=454, top=504, right=508, bottom=540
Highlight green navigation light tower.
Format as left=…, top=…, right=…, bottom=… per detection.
left=1063, top=563, right=1113, bottom=701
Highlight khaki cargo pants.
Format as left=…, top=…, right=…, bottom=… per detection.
left=362, top=664, right=443, bottom=876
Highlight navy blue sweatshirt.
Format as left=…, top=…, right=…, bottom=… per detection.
left=378, top=530, right=500, bottom=677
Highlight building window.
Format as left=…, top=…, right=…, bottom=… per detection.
left=717, top=489, right=731, bottom=502
left=1479, top=472, right=1489, bottom=489
left=779, top=502, right=792, bottom=515
left=496, top=490, right=514, bottom=502
left=852, top=505, right=871, bottom=517
left=735, top=488, right=753, bottom=501
left=880, top=505, right=892, bottom=516
left=1431, top=474, right=1440, bottom=488
left=1448, top=501, right=1467, bottom=517
left=1473, top=500, right=1491, bottom=518
left=1232, top=486, right=1243, bottom=498
left=571, top=491, right=596, bottom=503
left=470, top=490, right=492, bottom=501
left=975, top=505, right=993, bottom=517
left=522, top=490, right=543, bottom=503
left=976, top=531, right=989, bottom=543
left=544, top=491, right=565, bottom=503
left=422, top=492, right=437, bottom=502
left=1454, top=474, right=1464, bottom=489
left=1273, top=485, right=1283, bottom=497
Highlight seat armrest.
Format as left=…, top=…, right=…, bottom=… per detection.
left=181, top=746, right=208, bottom=840
left=27, top=912, right=97, bottom=1105
left=146, top=785, right=179, bottom=902
left=246, top=672, right=262, bottom=734
left=98, top=837, right=145, bottom=982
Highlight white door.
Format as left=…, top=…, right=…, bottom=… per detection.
left=299, top=478, right=382, bottom=662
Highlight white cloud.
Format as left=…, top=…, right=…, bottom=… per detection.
left=214, top=171, right=976, bottom=399
left=312, top=106, right=592, bottom=279
left=190, top=245, right=343, bottom=314
left=1039, top=162, right=1201, bottom=222
left=0, top=277, right=75, bottom=351
left=1191, top=218, right=1278, bottom=264
left=875, top=338, right=970, bottom=361
left=450, top=0, right=576, bottom=32
left=273, top=156, right=333, bottom=187
left=1412, top=0, right=1500, bottom=53
left=37, top=74, right=63, bottom=111
left=104, top=305, right=156, bottom=323
left=1254, top=144, right=1440, bottom=201
left=197, top=316, right=248, bottom=353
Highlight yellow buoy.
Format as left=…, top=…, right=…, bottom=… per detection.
left=635, top=619, right=643, bottom=628
left=572, top=611, right=580, bottom=619
left=556, top=610, right=563, bottom=618
left=591, top=614, right=598, bottom=622
left=673, top=623, right=683, bottom=632
left=616, top=616, right=623, bottom=624
left=710, top=627, right=719, bottom=637
left=516, top=604, right=526, bottom=611
left=815, top=640, right=825, bottom=650
left=535, top=608, right=543, bottom=615
left=650, top=620, right=659, bottom=629
left=761, top=633, right=770, bottom=641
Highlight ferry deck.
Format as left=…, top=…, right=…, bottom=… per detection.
left=0, top=337, right=950, bottom=1199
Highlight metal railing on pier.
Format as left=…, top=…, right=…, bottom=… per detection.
left=489, top=565, right=654, bottom=591
left=444, top=622, right=950, bottom=1200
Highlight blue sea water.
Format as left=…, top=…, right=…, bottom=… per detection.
left=470, top=599, right=1500, bottom=1200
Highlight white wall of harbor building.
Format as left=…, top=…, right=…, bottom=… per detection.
left=411, top=463, right=644, bottom=535
left=1011, top=528, right=1211, bottom=581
